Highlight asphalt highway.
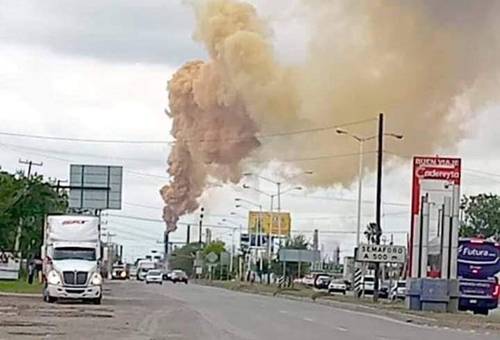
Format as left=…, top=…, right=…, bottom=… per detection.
left=1, top=281, right=497, bottom=340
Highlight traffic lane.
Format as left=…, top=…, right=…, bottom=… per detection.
left=159, top=282, right=498, bottom=340
left=0, top=281, right=234, bottom=340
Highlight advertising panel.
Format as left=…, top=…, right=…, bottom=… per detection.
left=248, top=211, right=291, bottom=236
left=409, top=156, right=461, bottom=276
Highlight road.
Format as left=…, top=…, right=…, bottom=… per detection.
left=0, top=280, right=498, bottom=339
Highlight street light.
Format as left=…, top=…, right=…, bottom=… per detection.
left=230, top=211, right=245, bottom=218
left=336, top=128, right=403, bottom=248
left=235, top=198, right=263, bottom=248
left=242, top=172, right=312, bottom=243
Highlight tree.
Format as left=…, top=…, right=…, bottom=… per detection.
left=203, top=240, right=226, bottom=256
left=460, top=194, right=500, bottom=239
left=0, top=171, right=67, bottom=258
left=169, top=242, right=202, bottom=276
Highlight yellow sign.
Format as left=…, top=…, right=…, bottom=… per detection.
left=248, top=211, right=291, bottom=236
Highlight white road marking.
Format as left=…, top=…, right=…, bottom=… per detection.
left=336, top=326, right=348, bottom=332
left=303, top=317, right=314, bottom=322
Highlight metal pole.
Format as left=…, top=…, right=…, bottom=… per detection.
left=420, top=198, right=430, bottom=278
left=356, top=141, right=364, bottom=247
left=277, top=182, right=282, bottom=245
left=267, top=196, right=273, bottom=284
left=230, top=229, right=234, bottom=278
left=374, top=113, right=384, bottom=302
left=449, top=184, right=460, bottom=279
left=186, top=224, right=191, bottom=244
left=441, top=197, right=452, bottom=279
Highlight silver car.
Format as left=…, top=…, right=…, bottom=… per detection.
left=145, top=270, right=163, bottom=285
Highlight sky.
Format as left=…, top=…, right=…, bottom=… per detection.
left=1, top=0, right=500, bottom=263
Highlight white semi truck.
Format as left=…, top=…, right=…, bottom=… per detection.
left=42, top=215, right=103, bottom=304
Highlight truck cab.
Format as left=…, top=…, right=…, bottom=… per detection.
left=42, top=215, right=103, bottom=304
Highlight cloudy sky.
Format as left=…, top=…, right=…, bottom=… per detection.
left=1, top=0, right=499, bottom=262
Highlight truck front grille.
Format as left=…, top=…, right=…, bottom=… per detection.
left=63, top=271, right=88, bottom=285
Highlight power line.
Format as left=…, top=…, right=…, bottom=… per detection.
left=252, top=151, right=376, bottom=163
left=287, top=193, right=409, bottom=207
left=0, top=142, right=163, bottom=164
left=0, top=142, right=168, bottom=180
left=0, top=131, right=170, bottom=145
left=0, top=117, right=376, bottom=145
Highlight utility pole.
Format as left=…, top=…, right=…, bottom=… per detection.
left=18, top=159, right=43, bottom=178
left=374, top=113, right=384, bottom=302
left=14, top=159, right=43, bottom=255
left=186, top=224, right=191, bottom=244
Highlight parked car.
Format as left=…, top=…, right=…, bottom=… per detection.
left=170, top=270, right=188, bottom=284
left=145, top=270, right=163, bottom=285
left=390, top=280, right=407, bottom=301
left=314, top=274, right=331, bottom=290
left=356, top=275, right=375, bottom=297
left=328, top=279, right=347, bottom=295
left=302, top=274, right=315, bottom=286
left=379, top=282, right=390, bottom=299
left=163, top=271, right=172, bottom=281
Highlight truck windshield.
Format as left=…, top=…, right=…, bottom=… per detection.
left=53, top=247, right=96, bottom=261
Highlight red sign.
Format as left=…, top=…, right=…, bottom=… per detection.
left=411, top=157, right=461, bottom=215
left=409, top=156, right=461, bottom=276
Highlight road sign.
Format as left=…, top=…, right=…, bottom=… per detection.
left=220, top=252, right=231, bottom=266
left=248, top=211, right=291, bottom=236
left=356, top=244, right=406, bottom=263
left=69, top=164, right=123, bottom=210
left=278, top=249, right=321, bottom=263
left=206, top=252, right=218, bottom=264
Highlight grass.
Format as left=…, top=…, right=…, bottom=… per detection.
left=0, top=279, right=43, bottom=294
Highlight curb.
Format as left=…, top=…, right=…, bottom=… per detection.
left=0, top=292, right=40, bottom=298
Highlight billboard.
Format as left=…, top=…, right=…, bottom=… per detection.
left=69, top=165, right=123, bottom=210
left=248, top=211, right=291, bottom=236
left=409, top=156, right=461, bottom=276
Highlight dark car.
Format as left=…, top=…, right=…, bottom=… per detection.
left=170, top=270, right=188, bottom=284
left=314, top=274, right=331, bottom=290
left=379, top=283, right=390, bottom=299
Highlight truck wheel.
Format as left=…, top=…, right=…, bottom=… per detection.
left=46, top=296, right=57, bottom=304
left=93, top=297, right=102, bottom=305
left=184, top=280, right=188, bottom=285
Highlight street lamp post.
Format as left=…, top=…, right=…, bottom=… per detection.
left=242, top=171, right=312, bottom=244
left=337, top=114, right=403, bottom=302
left=336, top=129, right=403, bottom=248
left=242, top=184, right=302, bottom=284
left=235, top=198, right=264, bottom=281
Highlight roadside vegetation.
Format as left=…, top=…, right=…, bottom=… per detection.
left=0, top=170, right=67, bottom=259
left=0, top=279, right=43, bottom=294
